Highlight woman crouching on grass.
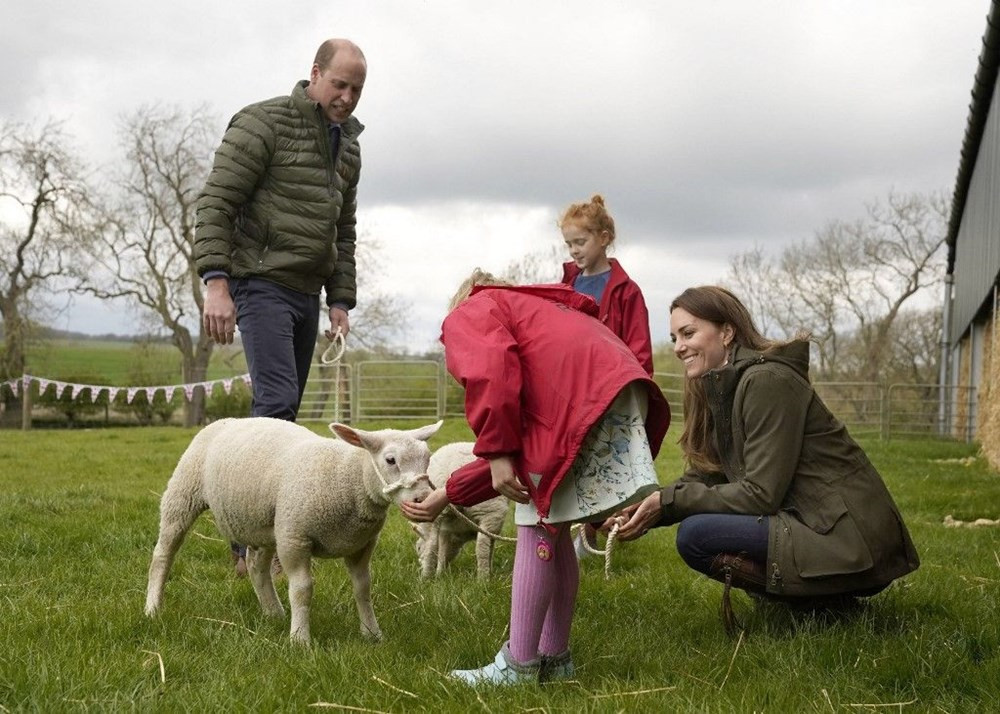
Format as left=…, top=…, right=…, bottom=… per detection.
left=401, top=269, right=670, bottom=686
left=616, top=286, right=920, bottom=634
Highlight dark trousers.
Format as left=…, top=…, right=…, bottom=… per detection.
left=231, top=277, right=320, bottom=421
left=675, top=513, right=888, bottom=599
left=229, top=278, right=320, bottom=561
left=675, top=513, right=770, bottom=575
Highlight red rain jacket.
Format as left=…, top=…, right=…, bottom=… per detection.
left=441, top=284, right=670, bottom=522
left=561, top=258, right=654, bottom=375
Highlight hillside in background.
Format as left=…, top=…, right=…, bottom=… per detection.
left=0, top=322, right=166, bottom=344
left=4, top=335, right=245, bottom=384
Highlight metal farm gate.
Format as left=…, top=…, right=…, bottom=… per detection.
left=297, top=363, right=978, bottom=442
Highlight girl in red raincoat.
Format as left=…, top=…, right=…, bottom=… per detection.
left=402, top=269, right=670, bottom=686
left=559, top=194, right=653, bottom=375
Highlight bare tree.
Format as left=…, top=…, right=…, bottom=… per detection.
left=887, top=307, right=942, bottom=384
left=340, top=232, right=410, bottom=354
left=848, top=192, right=948, bottom=381
left=79, top=105, right=217, bottom=425
left=726, top=190, right=948, bottom=382
left=0, top=120, right=92, bottom=385
left=725, top=245, right=783, bottom=337
left=501, top=244, right=563, bottom=284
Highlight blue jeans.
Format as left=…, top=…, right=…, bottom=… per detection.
left=231, top=278, right=320, bottom=421
left=675, top=513, right=769, bottom=575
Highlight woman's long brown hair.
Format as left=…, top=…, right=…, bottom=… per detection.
left=671, top=286, right=775, bottom=473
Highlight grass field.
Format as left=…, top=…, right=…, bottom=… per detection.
left=1, top=420, right=998, bottom=712
left=21, top=339, right=248, bottom=383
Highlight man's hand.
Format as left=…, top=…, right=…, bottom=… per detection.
left=490, top=456, right=530, bottom=504
left=203, top=278, right=237, bottom=345
left=615, top=491, right=663, bottom=541
left=326, top=306, right=350, bottom=339
left=401, top=487, right=450, bottom=522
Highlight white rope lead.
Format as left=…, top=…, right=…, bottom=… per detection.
left=447, top=505, right=518, bottom=543
left=571, top=520, right=622, bottom=580
left=445, top=506, right=623, bottom=577
left=446, top=507, right=621, bottom=578
left=320, top=327, right=346, bottom=365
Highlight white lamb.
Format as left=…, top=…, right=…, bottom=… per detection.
left=413, top=441, right=510, bottom=579
left=145, top=417, right=441, bottom=645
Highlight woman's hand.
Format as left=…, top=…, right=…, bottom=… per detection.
left=490, top=456, right=530, bottom=503
left=615, top=491, right=663, bottom=541
left=400, top=487, right=450, bottom=522
left=597, top=502, right=641, bottom=533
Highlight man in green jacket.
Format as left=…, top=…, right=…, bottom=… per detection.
left=195, top=37, right=365, bottom=419
left=194, top=38, right=366, bottom=574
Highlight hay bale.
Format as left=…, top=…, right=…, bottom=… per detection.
left=977, top=317, right=1000, bottom=471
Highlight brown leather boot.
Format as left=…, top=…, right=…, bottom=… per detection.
left=707, top=552, right=767, bottom=637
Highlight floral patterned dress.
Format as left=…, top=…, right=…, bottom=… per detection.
left=515, top=382, right=660, bottom=526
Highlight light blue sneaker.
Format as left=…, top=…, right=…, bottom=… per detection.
left=449, top=642, right=539, bottom=686
left=539, top=649, right=575, bottom=683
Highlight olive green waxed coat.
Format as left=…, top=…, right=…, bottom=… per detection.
left=658, top=342, right=919, bottom=596
left=194, top=81, right=363, bottom=307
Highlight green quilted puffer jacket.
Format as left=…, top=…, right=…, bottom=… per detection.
left=194, top=80, right=363, bottom=307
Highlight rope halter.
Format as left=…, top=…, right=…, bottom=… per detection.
left=367, top=451, right=431, bottom=500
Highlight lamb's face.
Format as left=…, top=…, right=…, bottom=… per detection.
left=329, top=420, right=442, bottom=504
left=377, top=441, right=434, bottom=504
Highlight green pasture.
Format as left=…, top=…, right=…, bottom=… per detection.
left=21, top=339, right=247, bottom=383
left=1, top=420, right=998, bottom=712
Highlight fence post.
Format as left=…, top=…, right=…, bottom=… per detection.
left=21, top=383, right=32, bottom=431
left=882, top=384, right=890, bottom=442
left=437, top=361, right=445, bottom=420
left=351, top=365, right=360, bottom=424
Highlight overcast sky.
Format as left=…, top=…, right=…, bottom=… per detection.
left=3, top=0, right=992, bottom=352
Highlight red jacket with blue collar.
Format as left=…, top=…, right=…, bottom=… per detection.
left=561, top=258, right=654, bottom=375
left=441, top=283, right=670, bottom=521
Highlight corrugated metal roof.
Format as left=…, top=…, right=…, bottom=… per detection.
left=947, top=0, right=1000, bottom=274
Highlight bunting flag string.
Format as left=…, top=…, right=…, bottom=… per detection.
left=0, top=373, right=251, bottom=403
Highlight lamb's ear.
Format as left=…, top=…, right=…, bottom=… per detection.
left=409, top=420, right=444, bottom=442
left=330, top=423, right=363, bottom=446
left=330, top=423, right=384, bottom=451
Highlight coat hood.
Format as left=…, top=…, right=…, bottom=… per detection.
left=732, top=340, right=811, bottom=380
left=703, top=340, right=811, bottom=397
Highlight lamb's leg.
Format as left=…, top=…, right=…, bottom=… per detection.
left=419, top=524, right=439, bottom=579
left=436, top=532, right=463, bottom=575
left=144, top=481, right=206, bottom=616
left=247, top=545, right=285, bottom=618
left=474, top=532, right=495, bottom=580
left=343, top=539, right=382, bottom=641
left=281, top=547, right=314, bottom=645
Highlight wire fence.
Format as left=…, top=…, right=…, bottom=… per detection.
left=293, top=364, right=977, bottom=442
left=1, top=361, right=980, bottom=442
